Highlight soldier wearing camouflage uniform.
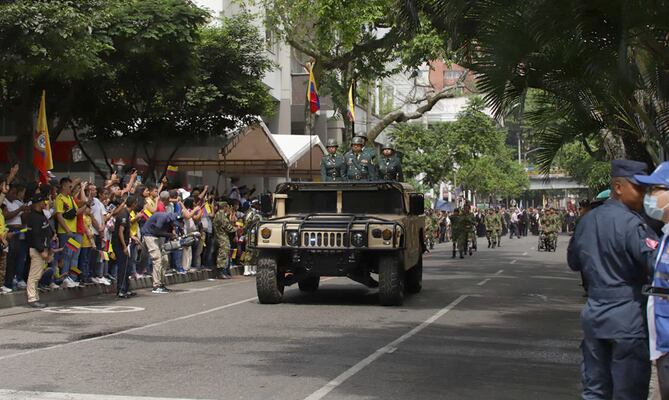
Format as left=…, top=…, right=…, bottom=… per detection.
left=241, top=202, right=262, bottom=276
left=424, top=210, right=438, bottom=250
left=376, top=142, right=404, bottom=182
left=484, top=208, right=500, bottom=248
left=541, top=208, right=558, bottom=249
left=344, top=136, right=377, bottom=181
left=213, top=201, right=236, bottom=279
left=320, top=138, right=346, bottom=182
left=461, top=204, right=477, bottom=255
left=450, top=209, right=465, bottom=258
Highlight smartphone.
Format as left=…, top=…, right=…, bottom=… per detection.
left=136, top=175, right=142, bottom=184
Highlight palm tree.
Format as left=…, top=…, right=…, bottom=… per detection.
left=396, top=0, right=669, bottom=170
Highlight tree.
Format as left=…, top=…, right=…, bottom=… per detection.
left=0, top=1, right=274, bottom=180
left=397, top=0, right=669, bottom=169
left=389, top=123, right=453, bottom=187
left=261, top=0, right=451, bottom=140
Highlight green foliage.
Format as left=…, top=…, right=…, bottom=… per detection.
left=400, top=0, right=669, bottom=168
left=0, top=0, right=274, bottom=165
left=554, top=142, right=611, bottom=192
left=261, top=0, right=448, bottom=125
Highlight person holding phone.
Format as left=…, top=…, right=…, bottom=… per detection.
left=54, top=177, right=83, bottom=288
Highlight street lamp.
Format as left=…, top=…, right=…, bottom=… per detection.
left=523, top=147, right=545, bottom=163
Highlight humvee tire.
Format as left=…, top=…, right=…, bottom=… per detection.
left=257, top=257, right=284, bottom=304
left=379, top=255, right=404, bottom=306
left=405, top=253, right=423, bottom=294
left=298, top=276, right=320, bottom=292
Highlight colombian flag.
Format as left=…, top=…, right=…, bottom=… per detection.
left=307, top=64, right=320, bottom=113
left=347, top=84, right=356, bottom=122
left=33, top=91, right=53, bottom=184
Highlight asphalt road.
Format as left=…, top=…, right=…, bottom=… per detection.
left=0, top=234, right=583, bottom=400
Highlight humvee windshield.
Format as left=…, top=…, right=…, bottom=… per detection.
left=283, top=189, right=405, bottom=215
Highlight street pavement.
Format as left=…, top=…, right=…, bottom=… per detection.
left=0, top=234, right=583, bottom=400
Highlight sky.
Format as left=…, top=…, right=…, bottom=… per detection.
left=192, top=0, right=222, bottom=14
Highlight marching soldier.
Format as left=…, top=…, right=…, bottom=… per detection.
left=213, top=201, right=237, bottom=279
left=484, top=208, right=499, bottom=248
left=462, top=204, right=477, bottom=255
left=377, top=143, right=404, bottom=182
left=320, top=138, right=346, bottom=182
left=344, top=136, right=377, bottom=181
left=494, top=208, right=504, bottom=247
left=450, top=208, right=464, bottom=259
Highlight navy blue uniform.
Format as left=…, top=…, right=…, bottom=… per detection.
left=568, top=198, right=657, bottom=399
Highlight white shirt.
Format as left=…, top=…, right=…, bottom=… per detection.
left=3, top=198, right=24, bottom=225
left=510, top=212, right=519, bottom=223
left=90, top=197, right=106, bottom=235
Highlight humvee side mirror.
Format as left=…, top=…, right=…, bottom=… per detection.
left=260, top=193, right=273, bottom=215
left=409, top=193, right=425, bottom=215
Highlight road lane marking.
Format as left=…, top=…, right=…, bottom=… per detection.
left=303, top=295, right=469, bottom=400
left=476, top=279, right=491, bottom=286
left=494, top=269, right=504, bottom=275
left=0, top=390, right=212, bottom=400
left=43, top=306, right=145, bottom=314
left=531, top=275, right=579, bottom=281
left=0, top=296, right=259, bottom=362
left=522, top=252, right=528, bottom=256
left=510, top=259, right=517, bottom=264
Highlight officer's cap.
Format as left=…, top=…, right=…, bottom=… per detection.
left=382, top=142, right=395, bottom=151
left=326, top=138, right=339, bottom=147
left=634, top=161, right=669, bottom=189
left=611, top=160, right=647, bottom=185
left=351, top=137, right=365, bottom=145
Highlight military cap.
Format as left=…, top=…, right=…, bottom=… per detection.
left=326, top=138, right=339, bottom=147
left=635, top=161, right=669, bottom=188
left=611, top=160, right=647, bottom=185
left=351, top=136, right=365, bottom=145
left=217, top=201, right=229, bottom=208
left=381, top=142, right=395, bottom=151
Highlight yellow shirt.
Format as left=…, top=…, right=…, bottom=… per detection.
left=82, top=215, right=93, bottom=248
left=0, top=211, right=6, bottom=237
left=144, top=197, right=156, bottom=215
left=55, top=194, right=78, bottom=234
left=129, top=210, right=139, bottom=237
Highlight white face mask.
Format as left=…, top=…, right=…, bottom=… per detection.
left=644, top=192, right=669, bottom=221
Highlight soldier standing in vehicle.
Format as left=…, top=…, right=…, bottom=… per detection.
left=320, top=138, right=346, bottom=182
left=213, top=201, right=237, bottom=279
left=355, top=132, right=377, bottom=163
left=344, top=136, right=377, bottom=181
left=376, top=142, right=403, bottom=182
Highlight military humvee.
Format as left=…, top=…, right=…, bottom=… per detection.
left=250, top=181, right=425, bottom=306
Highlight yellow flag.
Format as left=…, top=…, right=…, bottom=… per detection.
left=37, top=91, right=53, bottom=170
left=347, top=84, right=355, bottom=122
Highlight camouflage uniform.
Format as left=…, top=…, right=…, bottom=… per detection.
left=484, top=211, right=500, bottom=248
left=461, top=211, right=476, bottom=254
left=424, top=212, right=438, bottom=249
left=542, top=211, right=558, bottom=246
left=240, top=207, right=262, bottom=270
left=450, top=212, right=465, bottom=258
left=213, top=204, right=236, bottom=276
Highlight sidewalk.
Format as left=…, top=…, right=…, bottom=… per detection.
left=0, top=266, right=245, bottom=309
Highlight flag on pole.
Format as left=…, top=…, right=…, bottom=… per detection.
left=347, top=84, right=356, bottom=122
left=33, top=90, right=53, bottom=184
left=307, top=64, right=320, bottom=113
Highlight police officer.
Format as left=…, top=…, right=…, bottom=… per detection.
left=344, top=137, right=376, bottom=181
left=376, top=142, right=404, bottom=181
left=320, top=138, right=346, bottom=182
left=631, top=162, right=669, bottom=398
left=568, top=160, right=657, bottom=400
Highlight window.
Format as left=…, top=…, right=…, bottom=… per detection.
left=444, top=70, right=463, bottom=80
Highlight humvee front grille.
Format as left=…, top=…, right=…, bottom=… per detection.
left=302, top=231, right=347, bottom=248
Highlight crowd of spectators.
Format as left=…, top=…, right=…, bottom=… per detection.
left=0, top=165, right=262, bottom=307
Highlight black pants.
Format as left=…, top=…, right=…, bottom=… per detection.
left=5, top=233, right=25, bottom=288
left=112, top=240, right=130, bottom=295
left=509, top=223, right=520, bottom=238
left=657, top=354, right=669, bottom=400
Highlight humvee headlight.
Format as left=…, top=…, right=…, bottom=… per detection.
left=352, top=232, right=365, bottom=247
left=382, top=229, right=393, bottom=241
left=286, top=230, right=299, bottom=246
left=261, top=227, right=272, bottom=239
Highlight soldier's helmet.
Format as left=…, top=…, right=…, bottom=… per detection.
left=382, top=142, right=395, bottom=151
left=351, top=136, right=365, bottom=145
left=326, top=138, right=339, bottom=147
left=355, top=132, right=368, bottom=140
